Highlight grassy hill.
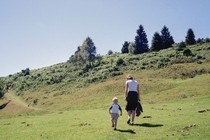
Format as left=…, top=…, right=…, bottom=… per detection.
left=1, top=43, right=210, bottom=110
left=0, top=43, right=210, bottom=139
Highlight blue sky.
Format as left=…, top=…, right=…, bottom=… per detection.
left=0, top=0, right=210, bottom=77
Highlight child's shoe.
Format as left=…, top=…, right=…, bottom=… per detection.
left=127, top=118, right=130, bottom=124
left=112, top=123, right=114, bottom=127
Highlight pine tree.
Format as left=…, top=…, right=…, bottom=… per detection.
left=161, top=26, right=174, bottom=49
left=121, top=41, right=129, bottom=53
left=185, top=28, right=196, bottom=45
left=80, top=37, right=96, bottom=66
left=134, top=25, right=149, bottom=54
left=151, top=32, right=163, bottom=51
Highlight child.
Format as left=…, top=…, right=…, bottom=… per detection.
left=109, top=97, right=122, bottom=130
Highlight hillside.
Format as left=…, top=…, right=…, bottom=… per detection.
left=1, top=43, right=210, bottom=114
left=1, top=43, right=210, bottom=140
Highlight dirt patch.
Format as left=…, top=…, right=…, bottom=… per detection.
left=0, top=92, right=42, bottom=116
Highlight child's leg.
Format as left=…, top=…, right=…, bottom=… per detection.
left=114, top=120, right=117, bottom=130
left=110, top=114, right=114, bottom=127
left=113, top=113, right=119, bottom=130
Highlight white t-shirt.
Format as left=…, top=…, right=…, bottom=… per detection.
left=126, top=79, right=138, bottom=92
left=109, top=104, right=122, bottom=114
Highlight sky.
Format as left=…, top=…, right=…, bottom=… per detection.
left=1, top=0, right=210, bottom=77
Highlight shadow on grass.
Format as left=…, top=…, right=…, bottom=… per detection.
left=0, top=100, right=11, bottom=110
left=134, top=123, right=163, bottom=127
left=116, top=129, right=136, bottom=134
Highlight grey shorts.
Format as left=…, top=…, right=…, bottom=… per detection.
left=110, top=113, right=119, bottom=123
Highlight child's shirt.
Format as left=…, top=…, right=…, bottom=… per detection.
left=109, top=103, right=122, bottom=114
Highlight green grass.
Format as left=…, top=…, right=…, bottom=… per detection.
left=1, top=73, right=210, bottom=139
left=1, top=43, right=210, bottom=139
left=0, top=95, right=210, bottom=140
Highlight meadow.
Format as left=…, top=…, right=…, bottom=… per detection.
left=1, top=43, right=210, bottom=139
left=0, top=95, right=209, bottom=140
left=1, top=68, right=210, bottom=140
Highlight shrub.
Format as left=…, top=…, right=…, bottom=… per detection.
left=157, top=62, right=165, bottom=68
left=116, top=58, right=126, bottom=66
left=197, top=55, right=204, bottom=60
left=177, top=42, right=186, bottom=51
left=204, top=38, right=210, bottom=43
left=0, top=80, right=5, bottom=98
left=110, top=71, right=123, bottom=77
left=21, top=68, right=30, bottom=76
left=183, top=49, right=192, bottom=56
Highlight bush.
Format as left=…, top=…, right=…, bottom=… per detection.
left=204, top=38, right=210, bottom=43
left=183, top=49, right=192, bottom=56
left=116, top=58, right=125, bottom=66
left=0, top=92, right=3, bottom=98
left=197, top=55, right=204, bottom=60
left=177, top=42, right=186, bottom=51
left=21, top=68, right=30, bottom=76
left=110, top=71, right=123, bottom=77
left=0, top=80, right=5, bottom=98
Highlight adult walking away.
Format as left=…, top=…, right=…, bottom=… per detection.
left=125, top=74, right=140, bottom=125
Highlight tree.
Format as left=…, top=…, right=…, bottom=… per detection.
left=68, top=37, right=97, bottom=67
left=134, top=25, right=149, bottom=54
left=107, top=50, right=113, bottom=55
left=196, top=38, right=203, bottom=44
left=121, top=41, right=129, bottom=53
left=72, top=46, right=86, bottom=65
left=185, top=28, right=196, bottom=45
left=128, top=42, right=136, bottom=54
left=161, top=25, right=174, bottom=49
left=150, top=32, right=162, bottom=51
left=75, top=46, right=81, bottom=54
left=80, top=37, right=97, bottom=66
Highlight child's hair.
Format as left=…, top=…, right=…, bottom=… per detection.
left=112, top=97, right=118, bottom=103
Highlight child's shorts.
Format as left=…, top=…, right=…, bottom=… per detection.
left=110, top=113, right=119, bottom=123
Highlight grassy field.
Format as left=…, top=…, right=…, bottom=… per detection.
left=0, top=95, right=209, bottom=140
left=1, top=64, right=210, bottom=139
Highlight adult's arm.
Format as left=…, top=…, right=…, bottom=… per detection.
left=137, top=84, right=140, bottom=101
left=125, top=82, right=128, bottom=100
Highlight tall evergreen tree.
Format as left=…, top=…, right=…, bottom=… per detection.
left=161, top=26, right=174, bottom=49
left=151, top=32, right=163, bottom=51
left=134, top=25, right=149, bottom=54
left=121, top=41, right=129, bottom=53
left=185, top=28, right=196, bottom=45
left=80, top=37, right=96, bottom=66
